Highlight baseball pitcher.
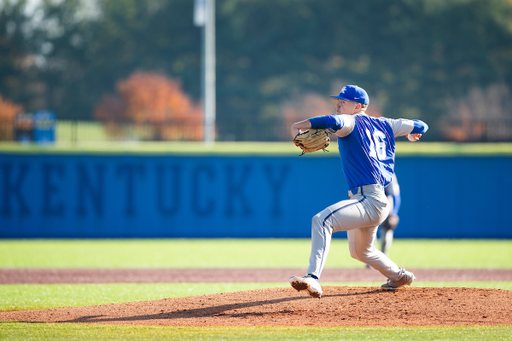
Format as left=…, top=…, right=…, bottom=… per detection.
left=289, top=85, right=428, bottom=298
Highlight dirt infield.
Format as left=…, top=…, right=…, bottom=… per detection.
left=1, top=286, right=511, bottom=327
left=1, top=268, right=512, bottom=327
left=2, top=268, right=512, bottom=284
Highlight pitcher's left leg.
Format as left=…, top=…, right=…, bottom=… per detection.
left=306, top=198, right=364, bottom=278
left=347, top=226, right=402, bottom=281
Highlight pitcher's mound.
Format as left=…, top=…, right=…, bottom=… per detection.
left=1, top=286, right=511, bottom=327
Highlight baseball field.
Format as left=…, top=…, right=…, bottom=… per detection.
left=1, top=141, right=512, bottom=339
left=1, top=238, right=511, bottom=340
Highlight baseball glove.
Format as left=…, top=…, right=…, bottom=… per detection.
left=293, top=129, right=330, bottom=155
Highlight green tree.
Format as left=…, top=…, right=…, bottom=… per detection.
left=35, top=0, right=201, bottom=120
left=2, top=0, right=512, bottom=141
left=0, top=0, right=41, bottom=110
left=216, top=0, right=512, bottom=140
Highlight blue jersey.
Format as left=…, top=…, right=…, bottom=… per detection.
left=337, top=114, right=396, bottom=188
left=308, top=112, right=428, bottom=190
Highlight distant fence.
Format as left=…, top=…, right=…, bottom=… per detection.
left=442, top=117, right=512, bottom=142
left=2, top=118, right=512, bottom=143
left=1, top=119, right=293, bottom=143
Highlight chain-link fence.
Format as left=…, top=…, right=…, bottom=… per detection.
left=2, top=117, right=512, bottom=143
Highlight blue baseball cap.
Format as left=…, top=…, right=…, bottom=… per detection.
left=330, top=85, right=369, bottom=105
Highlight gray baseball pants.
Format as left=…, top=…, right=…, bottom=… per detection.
left=306, top=184, right=403, bottom=281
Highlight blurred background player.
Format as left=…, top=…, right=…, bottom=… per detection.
left=380, top=173, right=401, bottom=256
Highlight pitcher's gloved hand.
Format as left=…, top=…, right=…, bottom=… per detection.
left=293, top=129, right=330, bottom=155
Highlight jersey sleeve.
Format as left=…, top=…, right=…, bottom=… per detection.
left=335, top=115, right=355, bottom=137
left=411, top=119, right=429, bottom=134
left=383, top=118, right=416, bottom=137
left=384, top=118, right=429, bottom=137
left=308, top=115, right=344, bottom=130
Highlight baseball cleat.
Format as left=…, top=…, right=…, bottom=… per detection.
left=381, top=268, right=416, bottom=291
left=289, top=275, right=322, bottom=298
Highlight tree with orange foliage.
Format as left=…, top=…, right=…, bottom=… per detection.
left=94, top=72, right=203, bottom=141
left=0, top=95, right=24, bottom=141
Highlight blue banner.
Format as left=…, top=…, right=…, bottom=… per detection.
left=0, top=154, right=510, bottom=238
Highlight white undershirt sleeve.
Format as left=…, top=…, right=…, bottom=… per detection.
left=383, top=118, right=415, bottom=137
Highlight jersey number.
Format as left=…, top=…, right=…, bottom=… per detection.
left=366, top=130, right=387, bottom=160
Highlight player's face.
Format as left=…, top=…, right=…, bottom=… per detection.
left=335, top=99, right=360, bottom=115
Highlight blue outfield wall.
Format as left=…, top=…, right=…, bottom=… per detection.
left=0, top=153, right=511, bottom=239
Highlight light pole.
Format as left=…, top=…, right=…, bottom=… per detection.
left=194, top=0, right=216, bottom=145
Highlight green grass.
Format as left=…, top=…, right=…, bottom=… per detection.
left=1, top=140, right=512, bottom=156
left=56, top=120, right=108, bottom=141
left=6, top=120, right=512, bottom=157
left=1, top=282, right=512, bottom=312
left=1, top=239, right=511, bottom=340
left=0, top=283, right=285, bottom=311
left=1, top=239, right=511, bottom=269
left=1, top=324, right=510, bottom=341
